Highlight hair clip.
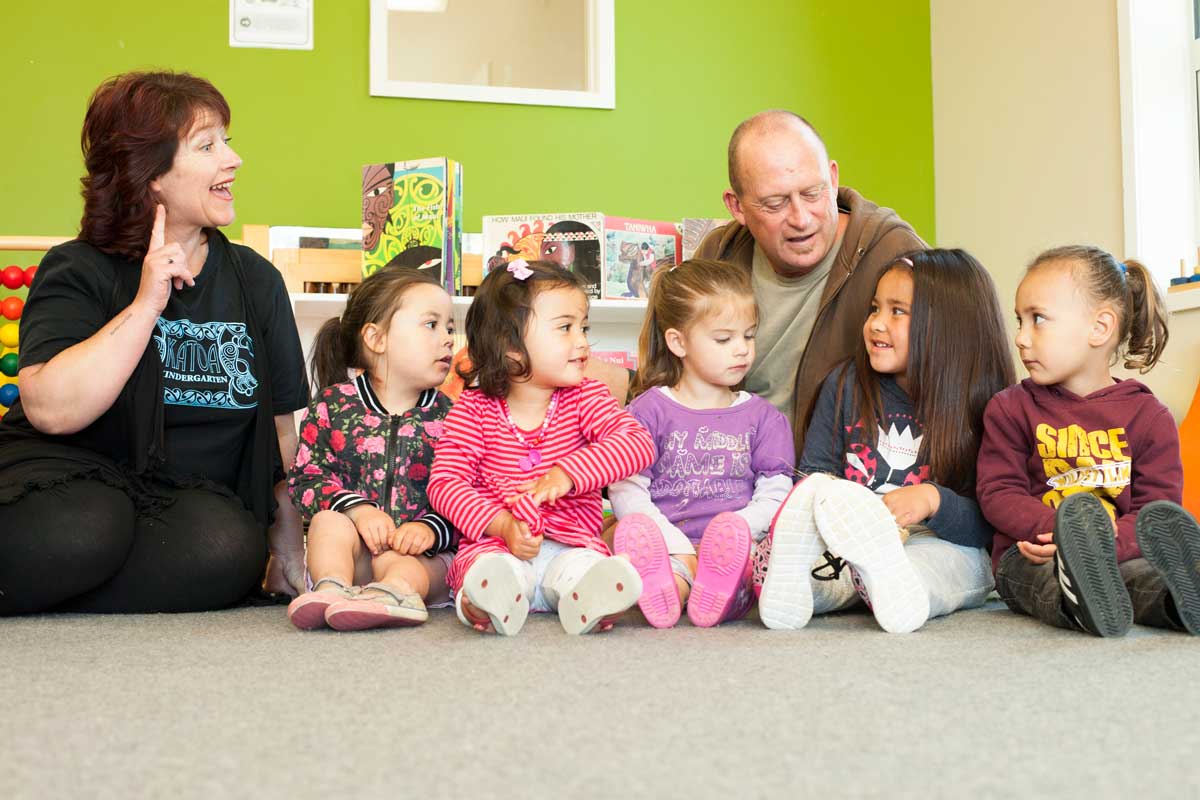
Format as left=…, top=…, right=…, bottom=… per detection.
left=1118, top=262, right=1128, bottom=275
left=899, top=256, right=914, bottom=268
left=507, top=259, right=533, bottom=281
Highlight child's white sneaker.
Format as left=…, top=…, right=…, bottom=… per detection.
left=814, top=480, right=929, bottom=634
left=758, top=473, right=834, bottom=630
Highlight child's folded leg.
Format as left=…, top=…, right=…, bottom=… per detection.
left=902, top=529, right=994, bottom=620
left=814, top=479, right=929, bottom=634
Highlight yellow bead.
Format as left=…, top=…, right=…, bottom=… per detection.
left=0, top=324, right=16, bottom=348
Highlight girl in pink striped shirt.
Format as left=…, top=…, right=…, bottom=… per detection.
left=428, top=259, right=655, bottom=635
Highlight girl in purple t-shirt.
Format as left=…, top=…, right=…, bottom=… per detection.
left=610, top=259, right=795, bottom=629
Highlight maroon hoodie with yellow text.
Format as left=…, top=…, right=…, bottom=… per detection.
left=976, top=378, right=1181, bottom=572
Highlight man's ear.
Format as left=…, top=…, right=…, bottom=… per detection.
left=665, top=328, right=687, bottom=359
left=1089, top=306, right=1119, bottom=349
left=723, top=190, right=747, bottom=227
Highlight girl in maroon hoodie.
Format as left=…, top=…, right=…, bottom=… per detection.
left=978, top=245, right=1200, bottom=637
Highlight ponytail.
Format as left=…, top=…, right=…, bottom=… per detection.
left=1120, top=258, right=1169, bottom=372
left=309, top=316, right=353, bottom=395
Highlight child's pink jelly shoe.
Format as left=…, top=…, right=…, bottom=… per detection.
left=688, top=512, right=752, bottom=628
left=614, top=513, right=681, bottom=628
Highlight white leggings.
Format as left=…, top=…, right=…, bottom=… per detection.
left=811, top=527, right=994, bottom=618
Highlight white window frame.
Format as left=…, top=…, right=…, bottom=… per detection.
left=368, top=0, right=615, bottom=109
left=1118, top=0, right=1200, bottom=309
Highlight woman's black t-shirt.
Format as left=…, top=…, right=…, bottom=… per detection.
left=18, top=238, right=307, bottom=490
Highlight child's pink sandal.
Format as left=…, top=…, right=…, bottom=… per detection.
left=614, top=514, right=681, bottom=628
left=324, top=582, right=428, bottom=631
left=688, top=513, right=752, bottom=628
left=287, top=577, right=355, bottom=630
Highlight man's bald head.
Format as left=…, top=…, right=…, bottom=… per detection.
left=727, top=110, right=828, bottom=197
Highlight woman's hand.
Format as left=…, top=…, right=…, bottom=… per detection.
left=515, top=466, right=574, bottom=506
left=392, top=522, right=436, bottom=556
left=346, top=505, right=395, bottom=556
left=134, top=204, right=194, bottom=314
left=881, top=484, right=941, bottom=529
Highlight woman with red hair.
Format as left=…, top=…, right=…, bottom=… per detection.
left=0, top=71, right=309, bottom=614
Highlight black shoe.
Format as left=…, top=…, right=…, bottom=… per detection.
left=1054, top=493, right=1133, bottom=637
left=1136, top=500, right=1200, bottom=635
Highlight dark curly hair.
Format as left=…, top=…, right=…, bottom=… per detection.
left=458, top=260, right=588, bottom=397
left=79, top=71, right=231, bottom=261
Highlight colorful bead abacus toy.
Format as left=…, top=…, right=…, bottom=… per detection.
left=0, top=264, right=36, bottom=420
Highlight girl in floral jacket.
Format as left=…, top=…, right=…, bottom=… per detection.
left=286, top=267, right=457, bottom=631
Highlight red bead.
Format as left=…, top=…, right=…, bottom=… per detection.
left=23, top=265, right=36, bottom=287
left=1, top=296, right=22, bottom=321
left=1, top=266, right=23, bottom=290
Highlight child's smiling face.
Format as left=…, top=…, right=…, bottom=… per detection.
left=520, top=285, right=591, bottom=389
left=864, top=267, right=913, bottom=387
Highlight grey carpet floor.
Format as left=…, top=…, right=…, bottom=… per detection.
left=3, top=599, right=1199, bottom=799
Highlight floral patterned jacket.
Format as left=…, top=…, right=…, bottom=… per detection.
left=288, top=373, right=456, bottom=554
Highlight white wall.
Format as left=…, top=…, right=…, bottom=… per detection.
left=931, top=0, right=1200, bottom=421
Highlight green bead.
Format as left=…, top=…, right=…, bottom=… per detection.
left=0, top=352, right=17, bottom=378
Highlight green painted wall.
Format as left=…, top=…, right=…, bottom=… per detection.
left=0, top=0, right=934, bottom=248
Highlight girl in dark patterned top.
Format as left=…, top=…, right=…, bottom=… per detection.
left=286, top=267, right=457, bottom=631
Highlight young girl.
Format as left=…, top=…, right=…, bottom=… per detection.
left=427, top=259, right=655, bottom=636
left=608, top=260, right=795, bottom=628
left=978, top=245, right=1200, bottom=637
left=286, top=267, right=458, bottom=631
left=757, top=248, right=1013, bottom=633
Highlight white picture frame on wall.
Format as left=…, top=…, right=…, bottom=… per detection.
left=368, top=0, right=615, bottom=109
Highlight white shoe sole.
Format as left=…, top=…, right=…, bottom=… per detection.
left=461, top=554, right=530, bottom=636
left=814, top=481, right=930, bottom=634
left=759, top=475, right=833, bottom=630
left=557, top=557, right=642, bottom=635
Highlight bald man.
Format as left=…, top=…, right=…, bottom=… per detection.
left=694, top=110, right=926, bottom=452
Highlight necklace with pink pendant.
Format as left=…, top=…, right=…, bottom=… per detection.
left=504, top=391, right=559, bottom=472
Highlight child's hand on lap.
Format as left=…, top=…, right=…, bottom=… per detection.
left=346, top=505, right=395, bottom=556
left=1017, top=532, right=1056, bottom=564
left=516, top=466, right=574, bottom=506
left=392, top=522, right=435, bottom=555
left=488, top=510, right=542, bottom=560
left=882, top=484, right=940, bottom=529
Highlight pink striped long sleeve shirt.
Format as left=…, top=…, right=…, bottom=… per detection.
left=428, top=378, right=655, bottom=589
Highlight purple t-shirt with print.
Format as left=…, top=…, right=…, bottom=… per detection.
left=627, top=388, right=795, bottom=544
